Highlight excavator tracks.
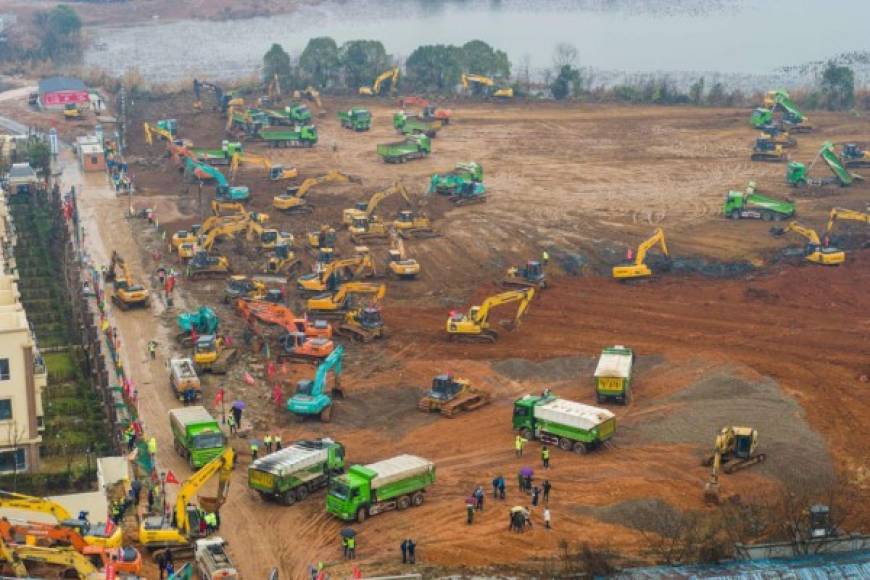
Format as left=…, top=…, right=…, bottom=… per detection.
left=446, top=330, right=498, bottom=344
left=449, top=194, right=487, bottom=206
left=723, top=453, right=767, bottom=474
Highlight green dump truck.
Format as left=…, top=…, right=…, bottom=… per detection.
left=248, top=438, right=346, bottom=505
left=285, top=103, right=312, bottom=124
left=593, top=345, right=634, bottom=404
left=327, top=454, right=435, bottom=523
left=338, top=108, right=372, bottom=131
left=787, top=142, right=856, bottom=188
left=724, top=182, right=794, bottom=221
left=377, top=135, right=431, bottom=164
left=169, top=406, right=226, bottom=468
left=189, top=141, right=243, bottom=166
left=513, top=393, right=616, bottom=454
left=258, top=125, right=318, bottom=148
left=393, top=112, right=442, bottom=138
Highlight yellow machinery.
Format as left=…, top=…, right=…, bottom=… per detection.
left=246, top=220, right=293, bottom=250
left=106, top=251, right=151, bottom=310
left=445, top=288, right=535, bottom=343
left=265, top=244, right=301, bottom=275
left=0, top=491, right=121, bottom=549
left=349, top=216, right=390, bottom=244
left=612, top=228, right=669, bottom=280
left=172, top=213, right=250, bottom=252
left=502, top=260, right=547, bottom=290
left=461, top=73, right=514, bottom=99
left=359, top=67, right=400, bottom=96
left=772, top=221, right=845, bottom=265
left=393, top=209, right=438, bottom=239
left=193, top=334, right=238, bottom=373
left=273, top=170, right=358, bottom=214
left=336, top=305, right=386, bottom=342
left=63, top=103, right=81, bottom=120
left=307, top=225, right=337, bottom=252
left=196, top=219, right=251, bottom=252
left=143, top=122, right=174, bottom=146
left=229, top=152, right=298, bottom=181
left=306, top=282, right=386, bottom=315
left=703, top=426, right=766, bottom=504
left=825, top=207, right=869, bottom=237
left=418, top=374, right=491, bottom=417
left=293, top=86, right=323, bottom=111
left=187, top=251, right=231, bottom=280
left=0, top=537, right=99, bottom=578
left=751, top=138, right=788, bottom=162
left=387, top=230, right=420, bottom=279
left=297, top=248, right=376, bottom=293
left=139, top=448, right=234, bottom=552
left=211, top=200, right=245, bottom=217
left=760, top=130, right=796, bottom=148
left=342, top=181, right=411, bottom=226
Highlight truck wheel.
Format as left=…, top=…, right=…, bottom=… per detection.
left=596, top=394, right=605, bottom=404
left=730, top=210, right=740, bottom=220
left=295, top=486, right=309, bottom=502
left=411, top=492, right=424, bottom=507
left=519, top=428, right=532, bottom=441
left=762, top=211, right=773, bottom=221
left=397, top=495, right=411, bottom=510
left=281, top=490, right=296, bottom=506
left=356, top=508, right=367, bottom=523
left=558, top=438, right=573, bottom=451
left=573, top=442, right=588, bottom=455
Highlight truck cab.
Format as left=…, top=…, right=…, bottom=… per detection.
left=327, top=467, right=373, bottom=522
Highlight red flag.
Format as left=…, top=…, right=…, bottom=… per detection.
left=190, top=329, right=198, bottom=344
left=272, top=384, right=282, bottom=405
left=105, top=563, right=116, bottom=580
left=243, top=372, right=255, bottom=385
left=104, top=517, right=115, bottom=536
left=165, top=470, right=179, bottom=484
left=213, top=388, right=224, bottom=407
left=266, top=362, right=276, bottom=379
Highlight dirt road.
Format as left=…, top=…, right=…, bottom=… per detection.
left=58, top=94, right=870, bottom=577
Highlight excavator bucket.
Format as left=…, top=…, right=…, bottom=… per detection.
left=703, top=480, right=721, bottom=505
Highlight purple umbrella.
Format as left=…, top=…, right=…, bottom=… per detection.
left=232, top=400, right=245, bottom=410
left=520, top=467, right=534, bottom=477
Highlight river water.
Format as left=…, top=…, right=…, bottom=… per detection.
left=84, top=0, right=870, bottom=87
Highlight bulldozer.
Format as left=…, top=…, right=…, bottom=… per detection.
left=446, top=288, right=535, bottom=343
left=841, top=143, right=870, bottom=168
left=307, top=225, right=337, bottom=254
left=106, top=251, right=151, bottom=310
left=273, top=170, right=359, bottom=213
left=265, top=243, right=302, bottom=275
left=771, top=221, right=845, bottom=265
left=296, top=248, right=377, bottom=293
left=193, top=334, right=238, bottom=374
left=417, top=374, right=491, bottom=418
left=612, top=228, right=670, bottom=280
left=387, top=230, right=421, bottom=279
left=703, top=426, right=766, bottom=504
left=502, top=260, right=547, bottom=290
left=335, top=305, right=386, bottom=342
left=187, top=251, right=231, bottom=279
left=350, top=216, right=390, bottom=244
left=751, top=137, right=789, bottom=162
left=393, top=209, right=439, bottom=239
left=63, top=103, right=82, bottom=120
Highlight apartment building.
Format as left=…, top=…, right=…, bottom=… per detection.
left=0, top=194, right=45, bottom=473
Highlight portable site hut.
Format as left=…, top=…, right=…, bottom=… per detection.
left=77, top=135, right=106, bottom=172
left=38, top=76, right=89, bottom=110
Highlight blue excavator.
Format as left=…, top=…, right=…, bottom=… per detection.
left=183, top=157, right=250, bottom=202
left=286, top=345, right=345, bottom=422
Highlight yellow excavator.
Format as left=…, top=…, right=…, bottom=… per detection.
left=143, top=122, right=174, bottom=146
left=388, top=229, right=421, bottom=279
left=445, top=288, right=535, bottom=343
left=0, top=536, right=100, bottom=579
left=307, top=282, right=386, bottom=315
left=196, top=217, right=255, bottom=252
left=106, top=251, right=151, bottom=310
left=264, top=72, right=281, bottom=105
left=461, top=73, right=514, bottom=99
left=612, top=228, right=670, bottom=280
left=273, top=170, right=359, bottom=213
left=359, top=67, right=400, bottom=96
left=703, top=426, right=766, bottom=504
left=293, top=86, right=323, bottom=113
left=771, top=221, right=845, bottom=265
left=172, top=213, right=253, bottom=252
left=210, top=200, right=246, bottom=217
left=343, top=181, right=411, bottom=226
left=139, top=448, right=234, bottom=554
left=0, top=492, right=122, bottom=549
left=229, top=152, right=298, bottom=181
left=297, top=248, right=376, bottom=293
left=246, top=220, right=293, bottom=250
left=824, top=207, right=870, bottom=237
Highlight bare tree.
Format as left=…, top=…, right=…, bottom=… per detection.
left=519, top=53, right=532, bottom=94
left=4, top=421, right=27, bottom=491
left=553, top=42, right=579, bottom=70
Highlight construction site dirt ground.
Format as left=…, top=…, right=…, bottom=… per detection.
left=50, top=93, right=870, bottom=577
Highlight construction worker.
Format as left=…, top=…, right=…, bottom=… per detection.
left=466, top=500, right=474, bottom=525
left=543, top=480, right=552, bottom=504
left=515, top=434, right=527, bottom=457
left=250, top=441, right=259, bottom=460
left=346, top=534, right=356, bottom=559
left=264, top=434, right=273, bottom=454
left=147, top=340, right=158, bottom=360
left=542, top=250, right=550, bottom=266
left=147, top=437, right=157, bottom=458
left=542, top=445, right=550, bottom=469
left=274, top=434, right=282, bottom=450
left=204, top=511, right=217, bottom=533
left=227, top=414, right=236, bottom=436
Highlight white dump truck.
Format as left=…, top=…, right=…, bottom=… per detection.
left=593, top=345, right=634, bottom=404
left=195, top=537, right=238, bottom=580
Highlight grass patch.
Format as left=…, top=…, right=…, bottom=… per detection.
left=43, top=352, right=77, bottom=382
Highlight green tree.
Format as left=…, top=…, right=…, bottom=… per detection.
left=27, top=140, right=51, bottom=178
left=340, top=40, right=391, bottom=93
left=461, top=40, right=510, bottom=79
left=34, top=5, right=82, bottom=62
left=551, top=65, right=580, bottom=100
left=820, top=62, right=854, bottom=110
left=299, top=37, right=340, bottom=88
left=689, top=77, right=705, bottom=105
left=263, top=43, right=292, bottom=87
left=406, top=45, right=464, bottom=93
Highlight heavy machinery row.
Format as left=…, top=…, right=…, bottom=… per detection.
left=1, top=77, right=865, bottom=579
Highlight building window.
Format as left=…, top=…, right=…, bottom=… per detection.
left=0, top=359, right=8, bottom=381
left=0, top=449, right=26, bottom=473
left=0, top=399, right=11, bottom=421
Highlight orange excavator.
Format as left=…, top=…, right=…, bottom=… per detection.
left=0, top=517, right=142, bottom=574
left=236, top=299, right=332, bottom=340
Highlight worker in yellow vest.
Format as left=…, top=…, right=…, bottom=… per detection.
left=274, top=434, right=282, bottom=450
left=264, top=434, right=272, bottom=454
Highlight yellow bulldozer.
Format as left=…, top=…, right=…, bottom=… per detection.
left=193, top=334, right=238, bottom=374
left=418, top=374, right=491, bottom=417
left=703, top=426, right=766, bottom=504
left=387, top=230, right=420, bottom=279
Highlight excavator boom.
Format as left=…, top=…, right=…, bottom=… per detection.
left=612, top=228, right=669, bottom=280
left=825, top=207, right=870, bottom=235
left=446, top=288, right=535, bottom=343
